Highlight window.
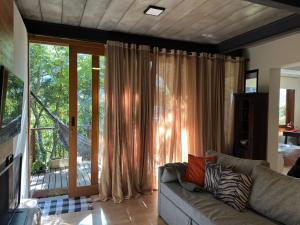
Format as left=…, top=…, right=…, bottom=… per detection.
left=279, top=89, right=295, bottom=126
left=279, top=89, right=287, bottom=125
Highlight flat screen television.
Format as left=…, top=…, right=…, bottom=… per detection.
left=0, top=66, right=24, bottom=144
left=0, top=154, right=22, bottom=225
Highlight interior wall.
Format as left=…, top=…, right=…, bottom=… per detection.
left=245, top=32, right=300, bottom=172
left=0, top=3, right=28, bottom=197
left=280, top=76, right=300, bottom=129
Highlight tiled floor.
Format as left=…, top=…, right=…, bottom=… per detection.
left=39, top=192, right=167, bottom=225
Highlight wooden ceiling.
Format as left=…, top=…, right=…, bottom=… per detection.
left=16, top=0, right=292, bottom=44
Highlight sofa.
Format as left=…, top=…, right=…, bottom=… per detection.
left=158, top=151, right=300, bottom=225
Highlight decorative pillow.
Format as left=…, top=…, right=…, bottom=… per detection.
left=204, top=162, right=222, bottom=194
left=215, top=169, right=253, bottom=211
left=161, top=167, right=177, bottom=183
left=183, top=154, right=217, bottom=186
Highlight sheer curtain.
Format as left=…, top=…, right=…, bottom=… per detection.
left=224, top=58, right=245, bottom=155
left=99, top=41, right=155, bottom=203
left=99, top=41, right=245, bottom=201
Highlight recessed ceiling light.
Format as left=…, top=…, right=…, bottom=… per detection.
left=144, top=5, right=165, bottom=16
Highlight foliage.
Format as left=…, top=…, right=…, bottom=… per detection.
left=31, top=160, right=47, bottom=175
left=29, top=43, right=105, bottom=169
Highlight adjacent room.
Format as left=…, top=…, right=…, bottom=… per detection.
left=278, top=67, right=300, bottom=174
left=1, top=0, right=300, bottom=225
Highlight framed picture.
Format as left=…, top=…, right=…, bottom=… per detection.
left=245, top=69, right=258, bottom=93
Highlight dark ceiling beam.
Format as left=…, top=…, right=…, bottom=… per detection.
left=244, top=0, right=300, bottom=14
left=23, top=19, right=218, bottom=53
left=219, top=14, right=300, bottom=53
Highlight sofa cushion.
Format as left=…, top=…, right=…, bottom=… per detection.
left=183, top=154, right=217, bottom=186
left=215, top=169, right=253, bottom=211
left=204, top=162, right=222, bottom=194
left=160, top=182, right=278, bottom=225
left=249, top=165, right=300, bottom=225
left=206, top=150, right=269, bottom=175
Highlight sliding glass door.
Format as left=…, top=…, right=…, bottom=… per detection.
left=69, top=45, right=104, bottom=197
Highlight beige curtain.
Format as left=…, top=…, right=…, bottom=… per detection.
left=99, top=41, right=245, bottom=199
left=154, top=53, right=245, bottom=163
left=153, top=52, right=227, bottom=174
left=224, top=58, right=245, bottom=155
left=99, top=41, right=155, bottom=203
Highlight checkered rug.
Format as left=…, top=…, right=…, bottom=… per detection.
left=37, top=195, right=93, bottom=216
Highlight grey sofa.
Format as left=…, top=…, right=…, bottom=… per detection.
left=158, top=151, right=300, bottom=225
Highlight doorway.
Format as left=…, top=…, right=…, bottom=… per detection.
left=68, top=46, right=104, bottom=197
left=278, top=67, right=300, bottom=174
left=29, top=38, right=104, bottom=197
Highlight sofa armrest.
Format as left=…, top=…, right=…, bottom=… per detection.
left=158, top=166, right=165, bottom=192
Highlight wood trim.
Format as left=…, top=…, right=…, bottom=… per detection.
left=91, top=55, right=99, bottom=186
left=69, top=46, right=101, bottom=197
left=219, top=14, right=300, bottom=53
left=244, top=0, right=300, bottom=14
left=68, top=46, right=77, bottom=197
left=24, top=19, right=218, bottom=53
left=71, top=185, right=99, bottom=197
left=29, top=34, right=105, bottom=53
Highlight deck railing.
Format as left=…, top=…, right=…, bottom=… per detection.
left=30, top=127, right=69, bottom=173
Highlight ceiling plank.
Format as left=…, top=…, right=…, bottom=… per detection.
left=98, top=0, right=135, bottom=30
left=17, top=0, right=42, bottom=20
left=115, top=0, right=160, bottom=33
left=163, top=0, right=233, bottom=39
left=24, top=19, right=218, bottom=53
left=146, top=0, right=208, bottom=36
left=62, top=0, right=86, bottom=26
left=218, top=8, right=291, bottom=41
left=129, top=0, right=183, bottom=34
left=194, top=3, right=267, bottom=41
left=40, top=0, right=62, bottom=24
left=80, top=0, right=111, bottom=28
left=244, top=0, right=300, bottom=14
left=219, top=13, right=300, bottom=53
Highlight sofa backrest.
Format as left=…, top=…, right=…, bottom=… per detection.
left=249, top=165, right=300, bottom=225
left=206, top=150, right=269, bottom=175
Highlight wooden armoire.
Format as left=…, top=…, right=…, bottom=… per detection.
left=233, top=93, right=269, bottom=160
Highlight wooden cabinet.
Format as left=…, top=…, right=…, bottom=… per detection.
left=233, top=93, right=268, bottom=160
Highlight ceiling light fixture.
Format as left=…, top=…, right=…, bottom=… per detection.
left=144, top=5, right=165, bottom=16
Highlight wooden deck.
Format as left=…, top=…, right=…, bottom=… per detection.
left=30, top=161, right=91, bottom=196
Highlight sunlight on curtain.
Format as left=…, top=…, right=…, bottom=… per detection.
left=224, top=58, right=245, bottom=155
left=99, top=41, right=245, bottom=199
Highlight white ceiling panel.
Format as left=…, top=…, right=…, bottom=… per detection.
left=16, top=0, right=292, bottom=43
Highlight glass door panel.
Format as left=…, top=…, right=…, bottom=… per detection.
left=69, top=45, right=103, bottom=197
left=76, top=53, right=92, bottom=187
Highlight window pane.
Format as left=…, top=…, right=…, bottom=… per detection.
left=279, top=89, right=287, bottom=125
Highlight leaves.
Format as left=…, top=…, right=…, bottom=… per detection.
left=29, top=43, right=106, bottom=166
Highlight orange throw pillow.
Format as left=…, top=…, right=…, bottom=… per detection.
left=183, top=154, right=217, bottom=186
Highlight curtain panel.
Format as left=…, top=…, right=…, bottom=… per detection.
left=99, top=41, right=245, bottom=202
left=99, top=41, right=156, bottom=203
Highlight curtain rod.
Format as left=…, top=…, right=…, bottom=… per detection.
left=104, top=43, right=244, bottom=60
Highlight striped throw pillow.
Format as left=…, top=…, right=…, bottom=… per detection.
left=215, top=169, right=253, bottom=211
left=204, top=162, right=222, bottom=194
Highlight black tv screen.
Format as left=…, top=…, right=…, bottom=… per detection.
left=0, top=66, right=24, bottom=144
left=0, top=154, right=22, bottom=225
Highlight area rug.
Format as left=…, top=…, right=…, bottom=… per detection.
left=37, top=195, right=93, bottom=216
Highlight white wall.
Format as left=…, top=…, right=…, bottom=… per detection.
left=245, top=32, right=300, bottom=171
left=280, top=76, right=300, bottom=129
left=13, top=3, right=29, bottom=198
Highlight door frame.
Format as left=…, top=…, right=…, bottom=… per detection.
left=69, top=45, right=104, bottom=197
left=28, top=35, right=104, bottom=197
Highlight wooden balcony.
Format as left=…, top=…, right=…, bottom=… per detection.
left=30, top=161, right=91, bottom=198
